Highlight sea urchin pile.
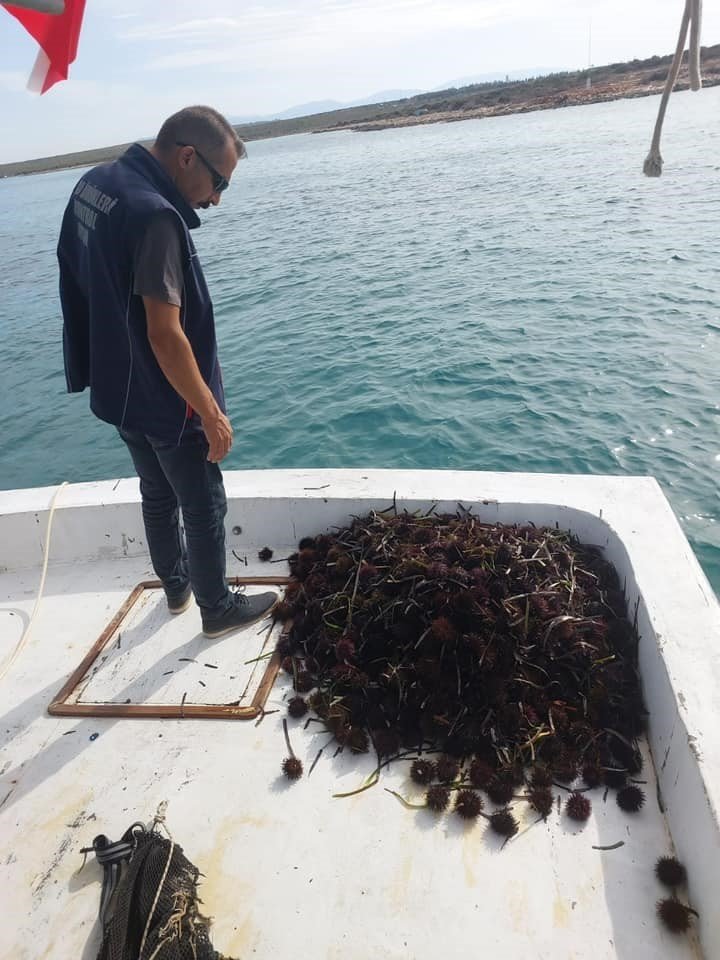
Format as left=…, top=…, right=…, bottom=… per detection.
left=276, top=509, right=646, bottom=827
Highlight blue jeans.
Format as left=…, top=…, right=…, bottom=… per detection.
left=118, top=427, right=233, bottom=619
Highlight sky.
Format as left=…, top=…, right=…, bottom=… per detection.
left=1, top=0, right=719, bottom=163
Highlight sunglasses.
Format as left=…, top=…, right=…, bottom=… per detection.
left=175, top=141, right=229, bottom=194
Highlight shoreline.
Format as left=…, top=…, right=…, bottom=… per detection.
left=2, top=44, right=719, bottom=179
left=318, top=77, right=720, bottom=134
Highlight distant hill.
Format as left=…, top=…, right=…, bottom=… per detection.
left=226, top=45, right=720, bottom=141
left=229, top=89, right=424, bottom=124
left=434, top=68, right=554, bottom=89
left=228, top=101, right=343, bottom=124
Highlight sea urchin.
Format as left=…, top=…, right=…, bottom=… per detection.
left=282, top=756, right=303, bottom=781
left=655, top=857, right=687, bottom=889
left=529, top=787, right=554, bottom=819
left=565, top=791, right=592, bottom=822
left=287, top=696, right=308, bottom=719
left=616, top=785, right=645, bottom=813
left=426, top=785, right=451, bottom=813
left=486, top=776, right=514, bottom=805
left=435, top=756, right=461, bottom=784
left=348, top=727, right=370, bottom=754
left=581, top=764, right=602, bottom=789
left=410, top=759, right=436, bottom=785
left=455, top=789, right=483, bottom=820
left=530, top=766, right=553, bottom=789
left=656, top=898, right=694, bottom=933
left=373, top=728, right=401, bottom=758
left=468, top=758, right=495, bottom=789
left=294, top=670, right=314, bottom=693
left=489, top=808, right=519, bottom=838
left=281, top=718, right=303, bottom=781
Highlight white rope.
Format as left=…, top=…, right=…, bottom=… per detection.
left=688, top=0, right=703, bottom=90
left=138, top=801, right=174, bottom=960
left=0, top=480, right=68, bottom=683
left=644, top=0, right=703, bottom=177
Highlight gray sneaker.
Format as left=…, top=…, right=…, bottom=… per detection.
left=167, top=584, right=193, bottom=615
left=201, top=591, right=278, bottom=639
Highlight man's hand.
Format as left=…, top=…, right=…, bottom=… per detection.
left=144, top=296, right=232, bottom=461
left=201, top=408, right=233, bottom=463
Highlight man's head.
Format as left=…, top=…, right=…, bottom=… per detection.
left=152, top=105, right=246, bottom=209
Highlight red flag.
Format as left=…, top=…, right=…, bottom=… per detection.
left=2, top=0, right=86, bottom=93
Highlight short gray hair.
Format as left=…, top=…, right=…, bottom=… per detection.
left=154, top=105, right=246, bottom=161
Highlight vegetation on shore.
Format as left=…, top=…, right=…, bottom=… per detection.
left=2, top=44, right=718, bottom=179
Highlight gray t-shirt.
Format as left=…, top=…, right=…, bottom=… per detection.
left=133, top=210, right=184, bottom=307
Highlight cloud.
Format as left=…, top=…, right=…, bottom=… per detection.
left=132, top=0, right=717, bottom=79
left=134, top=0, right=552, bottom=74
left=121, top=16, right=244, bottom=41
left=123, top=0, right=535, bottom=50
left=144, top=48, right=240, bottom=71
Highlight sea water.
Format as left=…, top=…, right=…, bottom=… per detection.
left=1, top=88, right=718, bottom=591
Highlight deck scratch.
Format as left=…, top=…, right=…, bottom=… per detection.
left=32, top=835, right=73, bottom=896
left=660, top=722, right=675, bottom=772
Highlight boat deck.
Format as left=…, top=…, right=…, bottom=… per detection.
left=1, top=470, right=717, bottom=959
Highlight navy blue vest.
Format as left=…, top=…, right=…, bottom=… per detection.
left=58, top=143, right=225, bottom=442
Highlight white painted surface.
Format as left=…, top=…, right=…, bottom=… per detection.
left=71, top=585, right=280, bottom=708
left=0, top=470, right=717, bottom=959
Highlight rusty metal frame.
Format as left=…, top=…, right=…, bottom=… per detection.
left=48, top=577, right=290, bottom=720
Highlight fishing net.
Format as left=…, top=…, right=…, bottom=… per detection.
left=88, top=808, right=235, bottom=960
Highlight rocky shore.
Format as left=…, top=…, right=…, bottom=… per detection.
left=333, top=76, right=720, bottom=134
left=314, top=46, right=720, bottom=135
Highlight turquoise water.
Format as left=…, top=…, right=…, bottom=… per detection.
left=1, top=89, right=719, bottom=593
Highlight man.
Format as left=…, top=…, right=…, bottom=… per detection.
left=58, top=105, right=277, bottom=638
